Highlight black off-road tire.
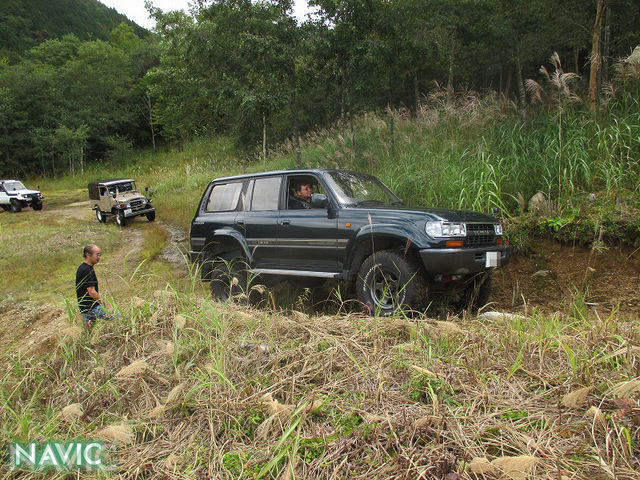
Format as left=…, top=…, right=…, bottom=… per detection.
left=32, top=201, right=43, bottom=211
left=452, top=272, right=492, bottom=313
left=95, top=209, right=106, bottom=223
left=210, top=252, right=248, bottom=302
left=10, top=199, right=22, bottom=213
left=146, top=211, right=156, bottom=222
left=356, top=250, right=428, bottom=316
left=1, top=205, right=9, bottom=212
left=115, top=211, right=127, bottom=227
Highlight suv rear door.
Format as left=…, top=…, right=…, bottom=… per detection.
left=236, top=175, right=283, bottom=268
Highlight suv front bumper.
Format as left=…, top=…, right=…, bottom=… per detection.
left=419, top=245, right=511, bottom=276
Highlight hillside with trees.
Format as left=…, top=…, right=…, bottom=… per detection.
left=0, top=0, right=639, bottom=223
left=0, top=0, right=148, bottom=62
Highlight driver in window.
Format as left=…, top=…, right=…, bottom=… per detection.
left=289, top=181, right=313, bottom=209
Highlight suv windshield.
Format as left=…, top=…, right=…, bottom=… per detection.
left=4, top=181, right=26, bottom=191
left=324, top=171, right=401, bottom=207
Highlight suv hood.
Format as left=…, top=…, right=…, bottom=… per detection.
left=10, top=189, right=40, bottom=196
left=350, top=205, right=499, bottom=223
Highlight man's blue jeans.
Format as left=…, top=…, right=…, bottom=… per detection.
left=81, top=304, right=116, bottom=328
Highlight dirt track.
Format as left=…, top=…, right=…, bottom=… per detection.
left=0, top=199, right=189, bottom=355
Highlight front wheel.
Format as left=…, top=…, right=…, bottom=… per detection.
left=115, top=211, right=127, bottom=227
left=356, top=250, right=428, bottom=316
left=95, top=209, right=106, bottom=223
left=9, top=199, right=22, bottom=213
left=146, top=211, right=156, bottom=222
left=32, top=201, right=43, bottom=211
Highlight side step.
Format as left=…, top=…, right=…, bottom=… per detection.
left=251, top=269, right=342, bottom=279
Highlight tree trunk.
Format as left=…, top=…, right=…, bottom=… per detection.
left=514, top=53, right=526, bottom=115
left=413, top=72, right=420, bottom=118
left=447, top=35, right=456, bottom=101
left=589, top=0, right=606, bottom=113
left=603, top=3, right=611, bottom=84
left=338, top=64, right=346, bottom=164
left=262, top=111, right=267, bottom=163
left=574, top=47, right=580, bottom=75
left=147, top=93, right=156, bottom=150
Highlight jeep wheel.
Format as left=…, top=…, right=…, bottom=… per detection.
left=210, top=252, right=248, bottom=302
left=146, top=211, right=156, bottom=222
left=9, top=199, right=22, bottom=213
left=32, top=201, right=43, bottom=211
left=115, top=211, right=127, bottom=227
left=95, top=209, right=106, bottom=223
left=1, top=205, right=9, bottom=212
left=452, top=272, right=492, bottom=313
left=356, top=250, right=427, bottom=316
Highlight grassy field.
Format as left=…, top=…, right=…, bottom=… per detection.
left=1, top=89, right=639, bottom=478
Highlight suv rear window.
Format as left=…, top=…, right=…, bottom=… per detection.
left=206, top=182, right=243, bottom=212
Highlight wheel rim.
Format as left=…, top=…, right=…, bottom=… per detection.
left=368, top=266, right=402, bottom=310
left=96, top=210, right=102, bottom=222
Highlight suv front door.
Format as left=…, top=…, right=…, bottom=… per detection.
left=277, top=174, right=340, bottom=272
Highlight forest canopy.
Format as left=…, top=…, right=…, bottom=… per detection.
left=0, top=0, right=639, bottom=177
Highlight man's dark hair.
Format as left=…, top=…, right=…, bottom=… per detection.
left=83, top=244, right=96, bottom=257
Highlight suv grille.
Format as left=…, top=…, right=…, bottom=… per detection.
left=466, top=223, right=496, bottom=246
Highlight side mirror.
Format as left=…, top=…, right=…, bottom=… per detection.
left=311, top=193, right=328, bottom=209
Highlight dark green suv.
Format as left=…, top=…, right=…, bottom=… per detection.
left=189, top=169, right=510, bottom=315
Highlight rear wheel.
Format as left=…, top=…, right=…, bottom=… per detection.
left=95, top=209, right=106, bottom=223
left=356, top=250, right=428, bottom=316
left=146, top=211, right=156, bottom=222
left=9, top=199, right=21, bottom=213
left=210, top=252, right=248, bottom=302
left=1, top=205, right=9, bottom=212
left=115, top=211, right=127, bottom=227
left=32, top=201, right=43, bottom=211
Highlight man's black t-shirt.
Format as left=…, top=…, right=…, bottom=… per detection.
left=76, top=263, right=98, bottom=312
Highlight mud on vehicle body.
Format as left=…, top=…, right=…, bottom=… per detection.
left=189, top=169, right=511, bottom=315
left=0, top=180, right=44, bottom=213
left=88, top=179, right=155, bottom=227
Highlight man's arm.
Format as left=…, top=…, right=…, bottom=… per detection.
left=86, top=286, right=100, bottom=302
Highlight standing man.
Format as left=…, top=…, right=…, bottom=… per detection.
left=76, top=244, right=115, bottom=327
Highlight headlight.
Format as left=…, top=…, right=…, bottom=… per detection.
left=494, top=223, right=503, bottom=236
left=425, top=221, right=466, bottom=238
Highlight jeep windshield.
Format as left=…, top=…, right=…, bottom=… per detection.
left=4, top=181, right=26, bottom=191
left=324, top=171, right=402, bottom=207
left=108, top=182, right=137, bottom=195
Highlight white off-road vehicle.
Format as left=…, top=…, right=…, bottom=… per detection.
left=89, top=178, right=155, bottom=227
left=0, top=180, right=44, bottom=212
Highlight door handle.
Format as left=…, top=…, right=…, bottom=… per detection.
left=280, top=219, right=290, bottom=226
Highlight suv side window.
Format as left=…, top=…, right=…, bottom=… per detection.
left=250, top=177, right=281, bottom=211
left=206, top=182, right=243, bottom=212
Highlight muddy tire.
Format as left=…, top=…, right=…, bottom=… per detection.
left=356, top=250, right=427, bottom=316
left=32, top=201, right=43, bottom=211
left=115, top=211, right=127, bottom=227
left=10, top=199, right=22, bottom=213
left=146, top=211, right=156, bottom=222
left=95, top=209, right=106, bottom=223
left=452, top=272, right=492, bottom=313
left=1, top=205, right=9, bottom=212
left=210, top=252, right=248, bottom=302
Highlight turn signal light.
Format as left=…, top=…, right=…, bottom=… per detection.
left=496, top=238, right=503, bottom=245
left=445, top=240, right=464, bottom=247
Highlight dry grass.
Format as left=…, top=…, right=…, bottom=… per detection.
left=1, top=287, right=640, bottom=479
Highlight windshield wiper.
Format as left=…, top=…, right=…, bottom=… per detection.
left=354, top=199, right=387, bottom=207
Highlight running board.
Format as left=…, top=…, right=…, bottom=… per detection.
left=251, top=269, right=342, bottom=279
